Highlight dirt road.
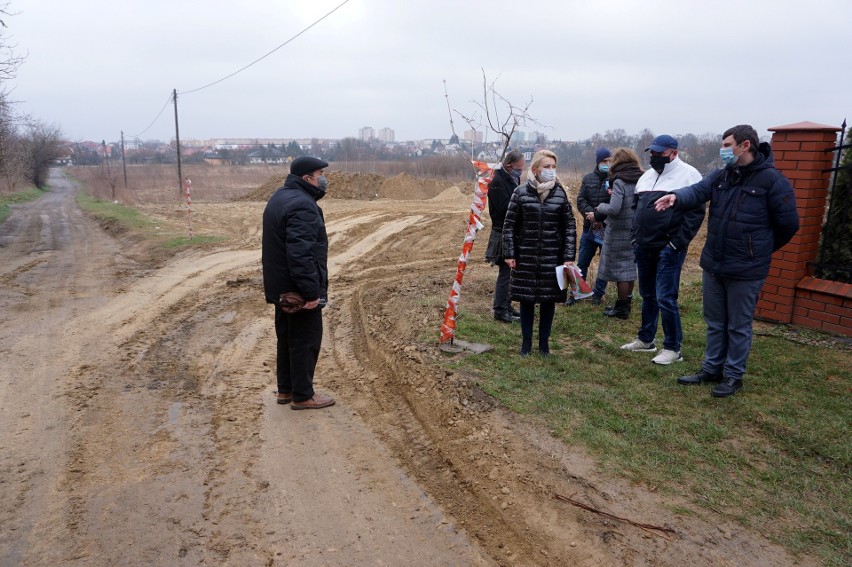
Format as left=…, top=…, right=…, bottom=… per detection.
left=0, top=171, right=809, bottom=566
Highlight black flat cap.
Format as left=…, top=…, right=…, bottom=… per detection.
left=290, top=156, right=329, bottom=177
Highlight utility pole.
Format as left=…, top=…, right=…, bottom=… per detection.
left=120, top=130, right=128, bottom=188
left=102, top=139, right=114, bottom=200
left=173, top=88, right=183, bottom=199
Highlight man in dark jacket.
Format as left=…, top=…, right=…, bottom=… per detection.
left=486, top=149, right=525, bottom=323
left=655, top=125, right=799, bottom=397
left=262, top=156, right=335, bottom=410
left=620, top=135, right=704, bottom=365
left=573, top=147, right=612, bottom=305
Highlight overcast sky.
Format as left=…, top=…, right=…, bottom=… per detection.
left=7, top=0, right=851, bottom=144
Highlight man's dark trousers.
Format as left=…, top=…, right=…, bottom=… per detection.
left=275, top=306, right=323, bottom=402
left=493, top=262, right=512, bottom=316
left=701, top=271, right=765, bottom=380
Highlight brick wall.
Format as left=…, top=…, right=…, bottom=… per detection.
left=755, top=121, right=852, bottom=337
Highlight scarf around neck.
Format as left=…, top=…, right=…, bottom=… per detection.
left=527, top=169, right=556, bottom=201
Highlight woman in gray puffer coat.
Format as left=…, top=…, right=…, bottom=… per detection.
left=503, top=150, right=577, bottom=356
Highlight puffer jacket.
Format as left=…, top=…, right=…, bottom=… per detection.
left=674, top=142, right=799, bottom=280
left=262, top=174, right=329, bottom=304
left=576, top=168, right=609, bottom=230
left=503, top=181, right=577, bottom=303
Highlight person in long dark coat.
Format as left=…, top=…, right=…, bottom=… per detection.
left=262, top=156, right=336, bottom=410
left=485, top=149, right=525, bottom=323
left=503, top=150, right=577, bottom=356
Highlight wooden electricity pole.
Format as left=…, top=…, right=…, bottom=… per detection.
left=173, top=88, right=183, bottom=198
left=120, top=130, right=127, bottom=188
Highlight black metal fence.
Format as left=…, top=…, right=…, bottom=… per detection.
left=814, top=119, right=852, bottom=283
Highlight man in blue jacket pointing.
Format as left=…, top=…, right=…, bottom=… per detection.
left=654, top=125, right=799, bottom=397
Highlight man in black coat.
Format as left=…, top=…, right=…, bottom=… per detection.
left=486, top=149, right=525, bottom=323
left=262, top=156, right=335, bottom=410
left=655, top=125, right=799, bottom=397
left=573, top=147, right=612, bottom=305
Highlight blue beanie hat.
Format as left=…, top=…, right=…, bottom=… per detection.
left=595, top=147, right=612, bottom=164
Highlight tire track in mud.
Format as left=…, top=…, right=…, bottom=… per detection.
left=321, top=253, right=566, bottom=565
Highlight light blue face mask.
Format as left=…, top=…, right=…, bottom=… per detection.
left=538, top=168, right=556, bottom=182
left=720, top=147, right=738, bottom=166
left=599, top=164, right=610, bottom=173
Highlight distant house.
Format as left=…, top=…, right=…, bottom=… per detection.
left=247, top=147, right=286, bottom=165
left=202, top=149, right=231, bottom=166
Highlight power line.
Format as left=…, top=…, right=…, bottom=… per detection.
left=127, top=92, right=174, bottom=139
left=179, top=0, right=351, bottom=96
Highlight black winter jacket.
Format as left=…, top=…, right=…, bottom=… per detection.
left=487, top=167, right=518, bottom=230
left=633, top=179, right=706, bottom=252
left=503, top=181, right=577, bottom=303
left=576, top=168, right=609, bottom=231
left=262, top=174, right=329, bottom=304
left=674, top=142, right=799, bottom=280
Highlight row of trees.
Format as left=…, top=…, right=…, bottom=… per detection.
left=0, top=3, right=64, bottom=192
left=551, top=128, right=725, bottom=174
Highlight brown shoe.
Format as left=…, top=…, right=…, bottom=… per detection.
left=291, top=393, right=335, bottom=410
left=276, top=392, right=293, bottom=405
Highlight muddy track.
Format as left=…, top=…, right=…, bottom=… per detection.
left=0, top=175, right=811, bottom=566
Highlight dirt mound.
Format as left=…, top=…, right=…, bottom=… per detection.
left=243, top=173, right=288, bottom=201
left=243, top=171, right=467, bottom=202
left=429, top=185, right=473, bottom=208
left=327, top=172, right=386, bottom=200
left=378, top=172, right=463, bottom=200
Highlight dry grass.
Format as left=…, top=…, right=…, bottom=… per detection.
left=66, top=164, right=285, bottom=205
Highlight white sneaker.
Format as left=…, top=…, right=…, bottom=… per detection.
left=620, top=339, right=657, bottom=352
left=652, top=349, right=683, bottom=365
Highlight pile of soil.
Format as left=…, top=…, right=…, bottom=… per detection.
left=243, top=171, right=470, bottom=202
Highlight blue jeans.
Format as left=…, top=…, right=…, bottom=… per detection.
left=636, top=246, right=687, bottom=351
left=576, top=228, right=608, bottom=297
left=701, top=271, right=765, bottom=380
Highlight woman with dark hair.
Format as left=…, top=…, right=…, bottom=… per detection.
left=486, top=149, right=525, bottom=323
left=503, top=150, right=577, bottom=356
left=594, top=148, right=644, bottom=319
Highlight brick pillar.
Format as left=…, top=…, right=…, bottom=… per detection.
left=755, top=121, right=841, bottom=323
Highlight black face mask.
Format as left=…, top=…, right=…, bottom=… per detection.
left=649, top=154, right=670, bottom=174
left=509, top=168, right=521, bottom=183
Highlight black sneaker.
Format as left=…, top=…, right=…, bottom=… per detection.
left=590, top=294, right=603, bottom=305
left=677, top=370, right=723, bottom=385
left=494, top=313, right=514, bottom=324
left=564, top=296, right=576, bottom=306
left=711, top=377, right=743, bottom=398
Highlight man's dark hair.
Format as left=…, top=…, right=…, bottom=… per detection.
left=723, top=124, right=759, bottom=155
left=502, top=149, right=525, bottom=166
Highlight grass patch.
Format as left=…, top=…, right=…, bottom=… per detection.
left=162, top=235, right=227, bottom=249
left=449, top=280, right=851, bottom=566
left=76, top=192, right=158, bottom=231
left=76, top=192, right=228, bottom=249
left=0, top=186, right=48, bottom=223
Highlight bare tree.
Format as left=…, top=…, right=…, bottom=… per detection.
left=445, top=70, right=543, bottom=164
left=0, top=2, right=24, bottom=82
left=20, top=119, right=63, bottom=188
left=0, top=90, right=21, bottom=191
